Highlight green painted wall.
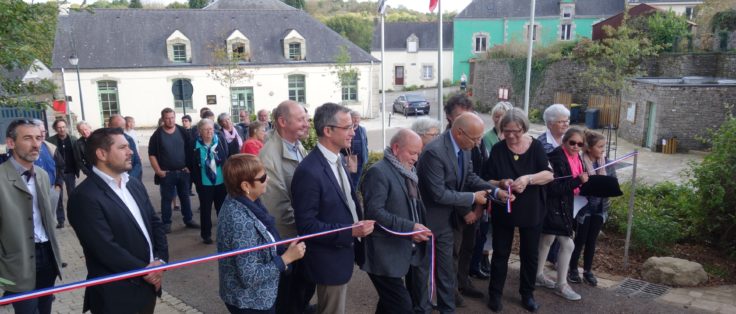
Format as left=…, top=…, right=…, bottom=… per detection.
left=453, top=17, right=603, bottom=81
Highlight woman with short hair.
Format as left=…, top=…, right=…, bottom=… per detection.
left=240, top=121, right=266, bottom=155
left=410, top=117, right=441, bottom=148
left=218, top=154, right=306, bottom=314
left=538, top=104, right=571, bottom=153
left=218, top=113, right=243, bottom=157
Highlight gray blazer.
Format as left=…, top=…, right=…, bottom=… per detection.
left=258, top=130, right=307, bottom=238
left=0, top=160, right=62, bottom=292
left=361, top=159, right=427, bottom=278
left=417, top=131, right=494, bottom=232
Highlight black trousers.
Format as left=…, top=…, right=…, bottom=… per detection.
left=275, top=259, right=315, bottom=314
left=367, top=265, right=431, bottom=314
left=453, top=220, right=477, bottom=290
left=570, top=215, right=605, bottom=272
left=3, top=242, right=58, bottom=314
left=488, top=221, right=541, bottom=298
left=56, top=172, right=77, bottom=224
left=195, top=183, right=226, bottom=240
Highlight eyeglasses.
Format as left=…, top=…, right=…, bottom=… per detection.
left=459, top=128, right=482, bottom=144
left=555, top=120, right=570, bottom=125
left=328, top=124, right=354, bottom=131
left=568, top=140, right=584, bottom=148
left=253, top=173, right=268, bottom=184
left=502, top=129, right=523, bottom=135
left=423, top=132, right=440, bottom=138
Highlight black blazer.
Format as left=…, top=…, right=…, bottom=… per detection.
left=186, top=132, right=228, bottom=186
left=544, top=146, right=585, bottom=236
left=68, top=172, right=168, bottom=313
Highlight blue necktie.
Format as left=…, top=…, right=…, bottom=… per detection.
left=457, top=149, right=464, bottom=183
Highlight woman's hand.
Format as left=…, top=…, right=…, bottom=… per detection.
left=281, top=241, right=306, bottom=265
left=498, top=179, right=514, bottom=190
left=580, top=172, right=589, bottom=184
left=511, top=175, right=530, bottom=194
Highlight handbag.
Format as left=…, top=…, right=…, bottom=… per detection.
left=345, top=148, right=358, bottom=174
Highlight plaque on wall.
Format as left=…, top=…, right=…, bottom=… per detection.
left=626, top=102, right=636, bottom=123
left=207, top=95, right=217, bottom=105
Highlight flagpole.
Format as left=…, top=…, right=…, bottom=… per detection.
left=523, top=0, right=537, bottom=114
left=437, top=0, right=444, bottom=128
left=380, top=12, right=386, bottom=148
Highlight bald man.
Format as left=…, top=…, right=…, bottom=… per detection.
left=417, top=112, right=511, bottom=313
left=109, top=115, right=142, bottom=179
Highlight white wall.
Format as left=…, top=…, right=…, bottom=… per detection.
left=370, top=50, right=453, bottom=90
left=56, top=63, right=378, bottom=128
left=643, top=2, right=699, bottom=17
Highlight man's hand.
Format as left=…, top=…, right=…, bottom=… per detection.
left=498, top=179, right=514, bottom=190
left=143, top=260, right=165, bottom=291
left=411, top=224, right=432, bottom=243
left=54, top=185, right=62, bottom=192
left=155, top=170, right=167, bottom=178
left=352, top=220, right=375, bottom=237
left=463, top=211, right=477, bottom=224
left=496, top=188, right=516, bottom=203
left=473, top=190, right=489, bottom=205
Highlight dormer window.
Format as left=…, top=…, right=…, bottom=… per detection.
left=560, top=3, right=575, bottom=20
left=167, top=30, right=191, bottom=63
left=283, top=29, right=306, bottom=61
left=407, top=34, right=418, bottom=53
left=227, top=30, right=251, bottom=62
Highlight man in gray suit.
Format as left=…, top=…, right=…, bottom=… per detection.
left=362, top=129, right=433, bottom=313
left=417, top=113, right=511, bottom=313
left=0, top=119, right=63, bottom=314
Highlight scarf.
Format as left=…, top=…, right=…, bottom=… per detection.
left=563, top=146, right=584, bottom=195
left=223, top=127, right=243, bottom=148
left=234, top=195, right=281, bottom=243
left=583, top=152, right=607, bottom=175
left=383, top=147, right=421, bottom=223
left=196, top=135, right=220, bottom=183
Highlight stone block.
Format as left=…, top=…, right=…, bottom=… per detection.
left=642, top=257, right=709, bottom=286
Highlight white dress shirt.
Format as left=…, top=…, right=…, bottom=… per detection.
left=92, top=166, right=154, bottom=262
left=10, top=157, right=49, bottom=243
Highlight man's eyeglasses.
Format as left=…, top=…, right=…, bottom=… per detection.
left=568, top=140, right=584, bottom=148
left=459, top=128, right=482, bottom=144
left=253, top=173, right=268, bottom=184
left=328, top=124, right=354, bottom=131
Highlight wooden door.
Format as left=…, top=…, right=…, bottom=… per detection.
left=395, top=66, right=404, bottom=85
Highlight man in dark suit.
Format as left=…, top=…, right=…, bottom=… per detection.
left=361, top=129, right=433, bottom=313
left=68, top=128, right=168, bottom=314
left=48, top=119, right=79, bottom=229
left=292, top=102, right=375, bottom=314
left=417, top=112, right=511, bottom=313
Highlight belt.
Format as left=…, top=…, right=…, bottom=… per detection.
left=35, top=241, right=50, bottom=248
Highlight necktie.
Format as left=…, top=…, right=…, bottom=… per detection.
left=457, top=149, right=464, bottom=184
left=336, top=159, right=358, bottom=223
left=22, top=169, right=34, bottom=183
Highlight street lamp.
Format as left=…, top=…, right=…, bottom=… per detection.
left=68, top=54, right=85, bottom=121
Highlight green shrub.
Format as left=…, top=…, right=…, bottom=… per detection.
left=528, top=107, right=543, bottom=123
left=687, top=113, right=736, bottom=256
left=608, top=182, right=698, bottom=254
left=442, top=79, right=455, bottom=87
left=474, top=100, right=493, bottom=114
left=302, top=120, right=318, bottom=151
left=404, top=85, right=419, bottom=91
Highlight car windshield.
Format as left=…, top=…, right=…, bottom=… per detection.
left=406, top=95, right=425, bottom=102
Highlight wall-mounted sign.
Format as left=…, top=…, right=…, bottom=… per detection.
left=207, top=95, right=217, bottom=105
left=627, top=102, right=636, bottom=123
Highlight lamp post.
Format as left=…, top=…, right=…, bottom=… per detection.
left=68, top=54, right=85, bottom=121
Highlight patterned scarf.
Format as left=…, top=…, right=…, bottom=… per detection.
left=383, top=147, right=418, bottom=184
left=197, top=135, right=220, bottom=183
left=222, top=127, right=243, bottom=148
left=583, top=152, right=606, bottom=175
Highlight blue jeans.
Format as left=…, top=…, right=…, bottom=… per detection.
left=160, top=170, right=193, bottom=225
left=3, top=242, right=58, bottom=314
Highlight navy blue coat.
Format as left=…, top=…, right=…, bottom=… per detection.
left=291, top=147, right=363, bottom=285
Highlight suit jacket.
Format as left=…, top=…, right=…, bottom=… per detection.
left=259, top=130, right=307, bottom=238
left=292, top=147, right=363, bottom=285
left=124, top=133, right=143, bottom=180
left=417, top=131, right=494, bottom=232
left=73, top=137, right=91, bottom=176
left=361, top=159, right=427, bottom=278
left=68, top=171, right=168, bottom=313
left=0, top=160, right=62, bottom=292
left=48, top=134, right=79, bottom=176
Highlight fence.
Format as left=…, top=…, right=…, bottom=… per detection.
left=0, top=105, right=47, bottom=145
left=554, top=92, right=573, bottom=107
left=588, top=95, right=621, bottom=128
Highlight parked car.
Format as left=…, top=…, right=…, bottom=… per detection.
left=392, top=94, right=430, bottom=116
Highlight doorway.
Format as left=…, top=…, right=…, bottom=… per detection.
left=394, top=66, right=404, bottom=86
left=644, top=101, right=657, bottom=148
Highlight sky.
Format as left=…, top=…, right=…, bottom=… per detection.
left=31, top=0, right=475, bottom=13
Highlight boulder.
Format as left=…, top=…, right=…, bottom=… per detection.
left=641, top=257, right=708, bottom=286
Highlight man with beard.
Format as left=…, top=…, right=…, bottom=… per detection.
left=109, top=115, right=142, bottom=180
left=0, top=119, right=63, bottom=313
left=68, top=128, right=168, bottom=313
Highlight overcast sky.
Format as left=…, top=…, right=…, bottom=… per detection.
left=31, top=0, right=474, bottom=13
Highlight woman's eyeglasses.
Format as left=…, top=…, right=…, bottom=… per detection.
left=568, top=140, right=584, bottom=148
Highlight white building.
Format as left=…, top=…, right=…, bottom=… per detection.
left=51, top=0, right=379, bottom=128
left=627, top=0, right=702, bottom=20
left=371, top=22, right=453, bottom=91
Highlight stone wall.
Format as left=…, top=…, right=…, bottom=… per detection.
left=619, top=81, right=736, bottom=151
left=647, top=52, right=736, bottom=78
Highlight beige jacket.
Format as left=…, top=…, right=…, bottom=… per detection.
left=258, top=130, right=307, bottom=238
left=0, top=160, right=63, bottom=292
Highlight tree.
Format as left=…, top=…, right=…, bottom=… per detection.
left=574, top=13, right=662, bottom=97
left=631, top=11, right=690, bottom=51
left=331, top=45, right=360, bottom=91
left=323, top=13, right=373, bottom=51
left=188, top=0, right=207, bottom=9
left=207, top=43, right=253, bottom=89
left=695, top=0, right=736, bottom=49
left=129, top=0, right=143, bottom=8
left=166, top=1, right=189, bottom=8
left=283, top=0, right=304, bottom=9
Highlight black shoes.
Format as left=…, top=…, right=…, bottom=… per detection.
left=487, top=294, right=503, bottom=312
left=583, top=271, right=598, bottom=287
left=185, top=221, right=200, bottom=229
left=459, top=285, right=484, bottom=298
left=56, top=222, right=64, bottom=229
left=568, top=268, right=582, bottom=284
left=203, top=238, right=213, bottom=244
left=470, top=268, right=490, bottom=280
left=481, top=255, right=491, bottom=274
left=521, top=295, right=540, bottom=312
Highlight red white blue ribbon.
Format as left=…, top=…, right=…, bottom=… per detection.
left=554, top=151, right=639, bottom=180
left=507, top=185, right=512, bottom=214
left=376, top=224, right=435, bottom=302
left=0, top=224, right=360, bottom=306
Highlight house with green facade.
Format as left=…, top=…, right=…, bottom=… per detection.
left=453, top=0, right=625, bottom=81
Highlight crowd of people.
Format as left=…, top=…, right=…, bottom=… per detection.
left=0, top=94, right=619, bottom=314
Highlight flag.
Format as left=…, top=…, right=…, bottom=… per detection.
left=429, top=0, right=438, bottom=12
left=377, top=0, right=387, bottom=14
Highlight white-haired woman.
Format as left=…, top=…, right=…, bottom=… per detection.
left=483, top=101, right=514, bottom=152
left=410, top=117, right=441, bottom=148
left=537, top=104, right=571, bottom=154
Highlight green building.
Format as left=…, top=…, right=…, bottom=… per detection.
left=453, top=0, right=625, bottom=81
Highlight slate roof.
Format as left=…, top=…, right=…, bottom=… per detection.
left=51, top=6, right=377, bottom=70
left=202, top=0, right=295, bottom=10
left=370, top=22, right=453, bottom=51
left=631, top=0, right=701, bottom=3
left=456, top=0, right=625, bottom=19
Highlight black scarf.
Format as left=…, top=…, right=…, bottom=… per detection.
left=234, top=196, right=281, bottom=243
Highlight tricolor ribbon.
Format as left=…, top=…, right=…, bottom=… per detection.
left=376, top=224, right=435, bottom=302
left=507, top=185, right=512, bottom=214
left=555, top=151, right=639, bottom=180
left=0, top=224, right=361, bottom=306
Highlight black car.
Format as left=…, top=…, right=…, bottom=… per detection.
left=392, top=94, right=430, bottom=116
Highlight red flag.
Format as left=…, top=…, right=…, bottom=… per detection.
left=429, top=0, right=438, bottom=12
